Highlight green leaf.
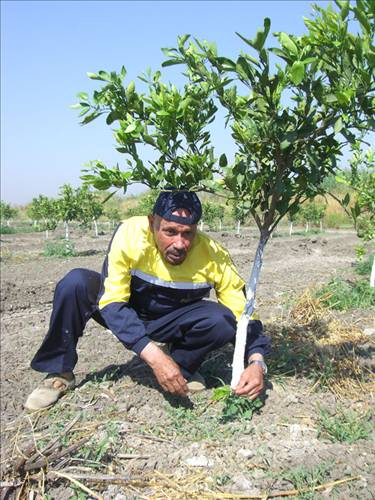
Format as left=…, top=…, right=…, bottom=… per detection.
left=161, top=59, right=184, bottom=67
left=126, top=81, right=135, bottom=99
left=342, top=193, right=350, bottom=206
left=334, top=117, right=344, bottom=134
left=279, top=32, right=298, bottom=56
left=219, top=154, right=228, bottom=167
left=124, top=122, right=137, bottom=133
left=289, top=61, right=305, bottom=85
left=76, top=92, right=88, bottom=101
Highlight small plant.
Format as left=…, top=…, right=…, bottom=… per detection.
left=212, top=384, right=264, bottom=423
left=315, top=277, right=375, bottom=310
left=354, top=254, right=373, bottom=277
left=0, top=225, right=16, bottom=234
left=213, top=474, right=231, bottom=486
left=318, top=407, right=371, bottom=444
left=281, top=461, right=333, bottom=499
left=43, top=240, right=77, bottom=258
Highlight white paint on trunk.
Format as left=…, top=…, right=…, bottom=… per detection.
left=64, top=221, right=69, bottom=240
left=230, top=314, right=250, bottom=388
left=230, top=233, right=268, bottom=388
left=93, top=218, right=98, bottom=237
left=370, top=255, right=375, bottom=288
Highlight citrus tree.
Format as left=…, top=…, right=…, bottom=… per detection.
left=76, top=187, right=104, bottom=237
left=298, top=201, right=326, bottom=232
left=75, top=0, right=374, bottom=386
left=201, top=201, right=225, bottom=231
left=57, top=184, right=82, bottom=240
left=28, top=195, right=59, bottom=239
left=335, top=144, right=375, bottom=286
left=0, top=201, right=18, bottom=227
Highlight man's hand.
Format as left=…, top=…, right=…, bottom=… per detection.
left=140, top=342, right=188, bottom=396
left=233, top=361, right=265, bottom=399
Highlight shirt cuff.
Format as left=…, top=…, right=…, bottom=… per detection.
left=132, top=336, right=151, bottom=355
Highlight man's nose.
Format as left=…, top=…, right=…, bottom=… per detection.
left=173, top=236, right=186, bottom=250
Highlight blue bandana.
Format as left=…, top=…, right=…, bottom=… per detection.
left=153, top=189, right=202, bottom=224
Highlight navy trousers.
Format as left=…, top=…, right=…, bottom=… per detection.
left=31, top=268, right=242, bottom=378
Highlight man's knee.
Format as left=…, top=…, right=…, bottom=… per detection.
left=55, top=268, right=100, bottom=301
left=198, top=302, right=236, bottom=346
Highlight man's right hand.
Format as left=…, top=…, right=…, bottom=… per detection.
left=140, top=342, right=188, bottom=396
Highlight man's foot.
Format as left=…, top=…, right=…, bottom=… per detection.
left=24, top=373, right=75, bottom=411
left=187, top=372, right=206, bottom=393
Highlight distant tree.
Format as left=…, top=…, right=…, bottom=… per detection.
left=28, top=195, right=58, bottom=239
left=105, top=207, right=122, bottom=228
left=125, top=191, right=159, bottom=218
left=57, top=184, right=82, bottom=240
left=0, top=201, right=18, bottom=227
left=77, top=187, right=104, bottom=237
left=298, top=201, right=326, bottom=232
left=230, top=202, right=247, bottom=235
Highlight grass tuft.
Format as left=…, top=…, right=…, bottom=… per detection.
left=318, top=407, right=371, bottom=444
left=43, top=240, right=77, bottom=257
left=281, top=461, right=334, bottom=499
left=315, top=278, right=375, bottom=310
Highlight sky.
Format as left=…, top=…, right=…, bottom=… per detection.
left=2, top=0, right=332, bottom=205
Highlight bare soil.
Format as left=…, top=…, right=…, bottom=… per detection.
left=1, top=227, right=374, bottom=499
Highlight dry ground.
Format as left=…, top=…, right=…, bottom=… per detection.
left=1, top=227, right=374, bottom=499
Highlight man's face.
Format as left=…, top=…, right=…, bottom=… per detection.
left=149, top=212, right=197, bottom=265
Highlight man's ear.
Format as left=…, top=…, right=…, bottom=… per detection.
left=148, top=215, right=154, bottom=231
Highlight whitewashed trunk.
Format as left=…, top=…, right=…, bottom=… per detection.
left=200, top=220, right=204, bottom=231
left=370, top=255, right=375, bottom=288
left=93, top=218, right=98, bottom=237
left=219, top=220, right=222, bottom=231
left=64, top=221, right=69, bottom=240
left=289, top=221, right=293, bottom=236
left=236, top=221, right=241, bottom=235
left=320, top=220, right=323, bottom=232
left=231, top=232, right=268, bottom=388
left=305, top=222, right=309, bottom=233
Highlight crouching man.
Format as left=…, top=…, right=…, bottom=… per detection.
left=25, top=189, right=270, bottom=410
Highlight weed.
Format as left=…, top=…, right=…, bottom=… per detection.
left=43, top=239, right=77, bottom=257
left=354, top=254, right=373, bottom=276
left=281, top=460, right=333, bottom=499
left=317, top=407, right=371, bottom=444
left=166, top=405, right=222, bottom=441
left=213, top=474, right=231, bottom=486
left=78, top=421, right=120, bottom=462
left=0, top=225, right=16, bottom=234
left=212, top=385, right=264, bottom=423
left=70, top=486, right=89, bottom=500
left=315, top=278, right=375, bottom=310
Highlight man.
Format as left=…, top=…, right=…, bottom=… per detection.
left=25, top=190, right=270, bottom=411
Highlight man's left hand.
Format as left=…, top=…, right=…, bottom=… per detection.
left=233, top=363, right=265, bottom=399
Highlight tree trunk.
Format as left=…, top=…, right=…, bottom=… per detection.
left=219, top=220, right=222, bottom=231
left=289, top=221, right=293, bottom=236
left=320, top=220, right=323, bottom=232
left=64, top=221, right=69, bottom=240
left=370, top=255, right=375, bottom=288
left=93, top=218, right=98, bottom=237
left=200, top=220, right=204, bottom=231
left=236, top=220, right=241, bottom=235
left=231, top=231, right=269, bottom=388
left=45, top=229, right=49, bottom=240
left=305, top=222, right=309, bottom=233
